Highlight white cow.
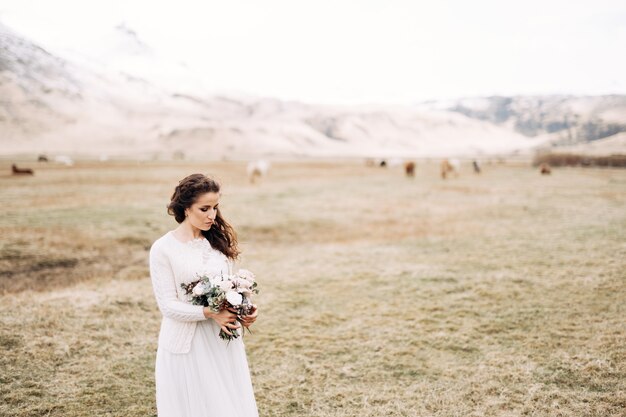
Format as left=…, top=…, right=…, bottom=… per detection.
left=246, top=160, right=270, bottom=184
left=54, top=155, right=74, bottom=166
left=440, top=158, right=460, bottom=179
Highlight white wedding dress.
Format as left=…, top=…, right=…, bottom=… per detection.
left=150, top=231, right=258, bottom=417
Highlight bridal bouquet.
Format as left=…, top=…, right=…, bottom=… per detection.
left=181, top=269, right=258, bottom=341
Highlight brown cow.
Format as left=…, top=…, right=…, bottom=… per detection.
left=540, top=163, right=551, bottom=175
left=12, top=164, right=34, bottom=175
left=404, top=161, right=415, bottom=177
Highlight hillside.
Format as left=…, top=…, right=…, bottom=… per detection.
left=3, top=22, right=625, bottom=159
left=548, top=132, right=626, bottom=156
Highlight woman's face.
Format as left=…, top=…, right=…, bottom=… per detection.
left=185, top=192, right=220, bottom=231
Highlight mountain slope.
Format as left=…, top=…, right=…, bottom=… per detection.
left=158, top=99, right=536, bottom=158
left=443, top=95, right=626, bottom=146
left=0, top=22, right=82, bottom=138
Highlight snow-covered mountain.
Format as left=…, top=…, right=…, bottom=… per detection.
left=57, top=23, right=209, bottom=95
left=2, top=22, right=623, bottom=159
left=436, top=95, right=626, bottom=146
left=0, top=21, right=218, bottom=155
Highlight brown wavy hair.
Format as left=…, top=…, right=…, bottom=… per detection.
left=167, top=174, right=240, bottom=260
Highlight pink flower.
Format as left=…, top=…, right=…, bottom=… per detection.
left=234, top=277, right=252, bottom=289
left=237, top=269, right=256, bottom=283
left=238, top=287, right=253, bottom=296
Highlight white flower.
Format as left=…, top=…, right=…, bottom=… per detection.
left=237, top=269, right=256, bottom=282
left=226, top=291, right=243, bottom=306
left=217, top=279, right=233, bottom=291
left=192, top=283, right=205, bottom=296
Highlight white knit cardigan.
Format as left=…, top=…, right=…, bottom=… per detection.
left=150, top=231, right=231, bottom=354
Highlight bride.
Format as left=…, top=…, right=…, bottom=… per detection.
left=149, top=173, right=259, bottom=417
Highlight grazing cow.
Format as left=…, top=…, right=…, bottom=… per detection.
left=379, top=159, right=387, bottom=167
left=472, top=160, right=481, bottom=174
left=540, top=163, right=551, bottom=175
left=247, top=160, right=270, bottom=184
left=440, top=159, right=459, bottom=179
left=404, top=161, right=415, bottom=177
left=12, top=164, right=34, bottom=175
left=38, top=154, right=49, bottom=162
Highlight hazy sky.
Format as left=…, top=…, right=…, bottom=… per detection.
left=1, top=0, right=625, bottom=104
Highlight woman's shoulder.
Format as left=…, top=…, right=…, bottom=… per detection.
left=150, top=231, right=176, bottom=255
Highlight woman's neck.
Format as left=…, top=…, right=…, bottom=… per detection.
left=173, top=222, right=203, bottom=241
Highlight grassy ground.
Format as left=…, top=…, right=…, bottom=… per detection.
left=0, top=160, right=624, bottom=416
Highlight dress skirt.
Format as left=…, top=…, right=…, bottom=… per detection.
left=155, top=319, right=258, bottom=417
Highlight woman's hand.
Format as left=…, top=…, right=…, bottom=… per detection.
left=204, top=307, right=240, bottom=336
left=240, top=304, right=258, bottom=328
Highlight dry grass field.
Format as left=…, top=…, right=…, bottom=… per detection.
left=0, top=159, right=624, bottom=417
